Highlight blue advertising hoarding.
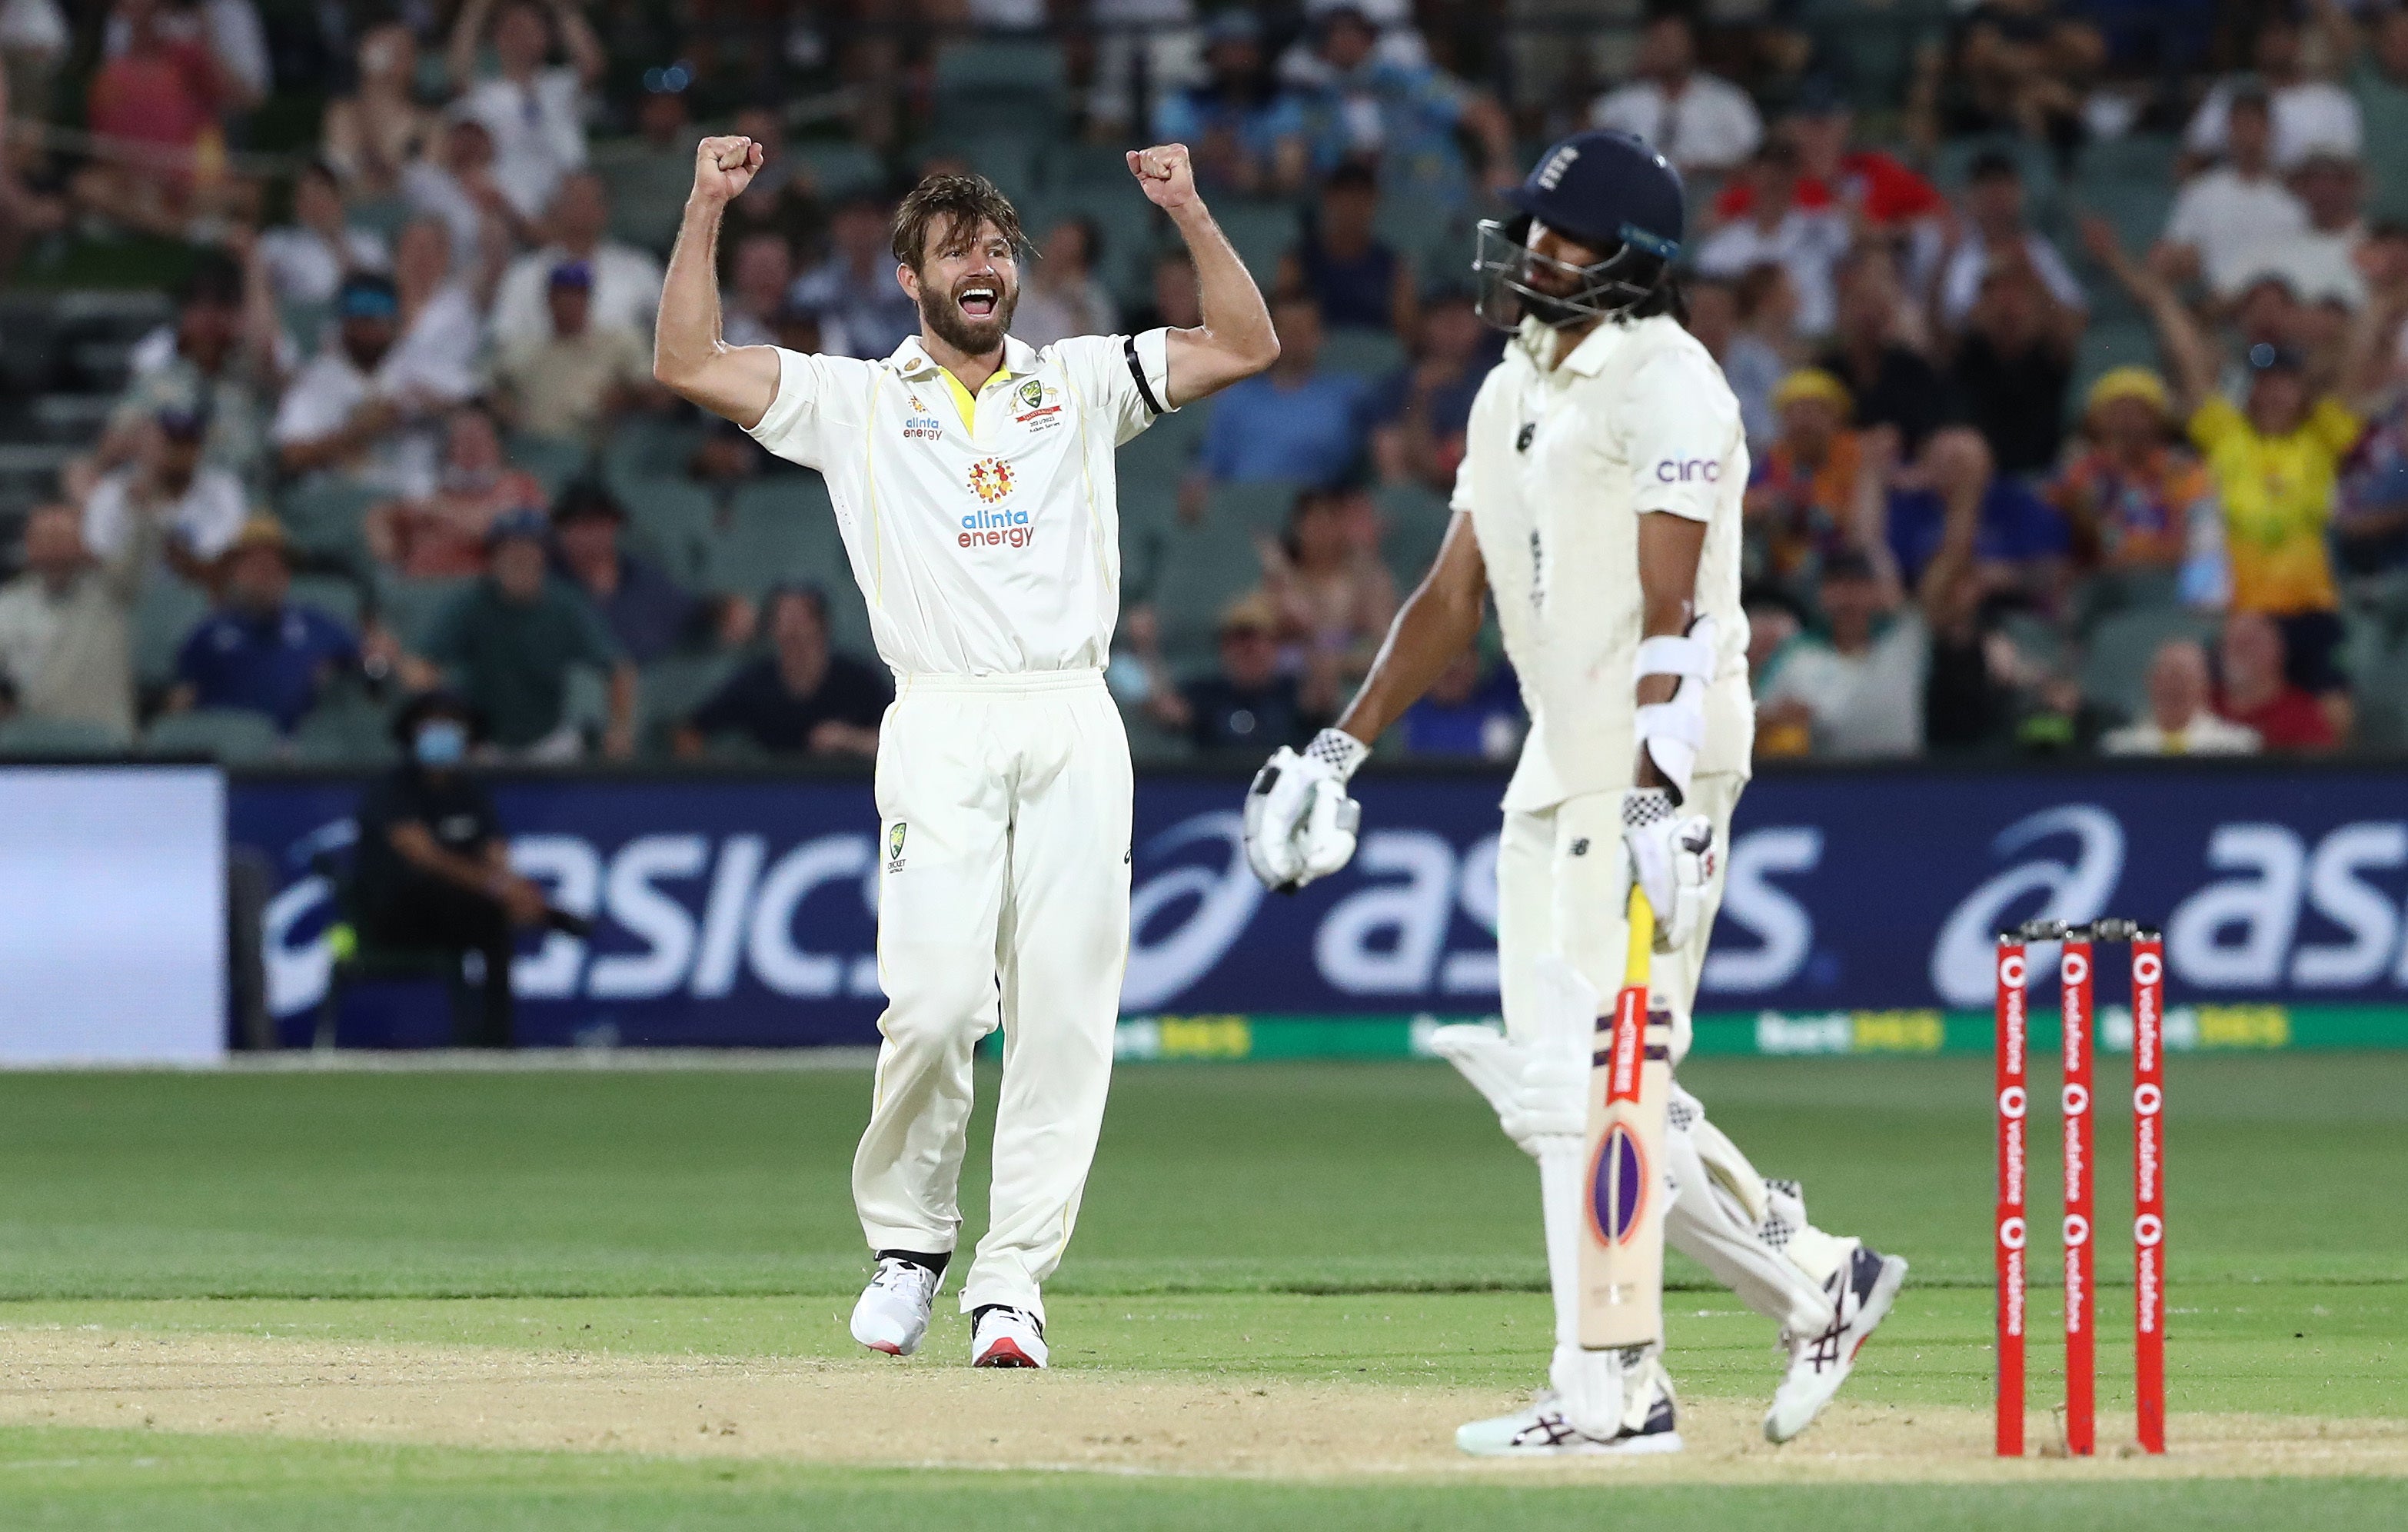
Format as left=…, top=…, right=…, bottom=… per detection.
left=231, top=764, right=2408, bottom=1048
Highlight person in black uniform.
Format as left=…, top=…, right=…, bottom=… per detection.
left=351, top=692, right=565, bottom=1046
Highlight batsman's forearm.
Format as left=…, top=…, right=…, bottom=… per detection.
left=1335, top=578, right=1482, bottom=747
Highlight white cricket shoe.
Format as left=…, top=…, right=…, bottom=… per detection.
left=970, top=1304, right=1048, bottom=1368
left=1457, top=1362, right=1683, bottom=1457
left=849, top=1257, right=940, bottom=1356
left=1764, top=1242, right=1909, bottom=1443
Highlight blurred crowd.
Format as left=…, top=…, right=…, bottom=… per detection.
left=0, top=1, right=2405, bottom=767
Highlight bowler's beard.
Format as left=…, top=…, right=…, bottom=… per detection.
left=919, top=275, right=1016, bottom=355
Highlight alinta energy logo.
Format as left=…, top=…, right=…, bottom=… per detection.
left=967, top=456, right=1015, bottom=503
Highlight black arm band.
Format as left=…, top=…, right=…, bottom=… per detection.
left=1124, top=333, right=1166, bottom=418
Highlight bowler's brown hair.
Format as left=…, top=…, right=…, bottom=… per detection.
left=890, top=174, right=1026, bottom=273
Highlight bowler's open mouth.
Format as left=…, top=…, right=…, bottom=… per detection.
left=957, top=280, right=1000, bottom=318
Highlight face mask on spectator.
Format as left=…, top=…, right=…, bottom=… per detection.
left=414, top=721, right=468, bottom=767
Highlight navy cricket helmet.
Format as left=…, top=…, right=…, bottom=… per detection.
left=1473, top=130, right=1685, bottom=330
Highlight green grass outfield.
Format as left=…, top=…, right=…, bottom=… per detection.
left=1, top=1054, right=2402, bottom=1527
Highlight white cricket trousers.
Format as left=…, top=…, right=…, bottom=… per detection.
left=851, top=669, right=1133, bottom=1322
left=1498, top=774, right=1848, bottom=1346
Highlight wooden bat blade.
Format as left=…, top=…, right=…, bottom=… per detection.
left=1579, top=887, right=1670, bottom=1350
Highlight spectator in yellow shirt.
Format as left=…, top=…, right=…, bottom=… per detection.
left=2086, top=212, right=2404, bottom=736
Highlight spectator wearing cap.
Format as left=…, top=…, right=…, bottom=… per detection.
left=2217, top=610, right=2339, bottom=751
left=1399, top=650, right=1524, bottom=760
left=407, top=508, right=636, bottom=761
left=1744, top=368, right=1862, bottom=585
left=83, top=406, right=249, bottom=583
left=1589, top=14, right=1762, bottom=178
left=1152, top=9, right=1311, bottom=198
left=2101, top=214, right=2408, bottom=731
left=1943, top=249, right=2081, bottom=477
left=491, top=172, right=664, bottom=351
left=0, top=500, right=157, bottom=739
left=445, top=0, right=604, bottom=225
left=2288, top=145, right=2372, bottom=300
left=549, top=483, right=713, bottom=667
left=365, top=401, right=545, bottom=580
left=674, top=585, right=890, bottom=760
left=2152, top=88, right=2308, bottom=295
left=1816, top=248, right=1949, bottom=456
left=1937, top=151, right=2087, bottom=331
left=1184, top=293, right=1372, bottom=518
left=1279, top=163, right=1414, bottom=336
left=2100, top=638, right=2260, bottom=756
left=274, top=271, right=472, bottom=499
left=257, top=160, right=391, bottom=311
left=719, top=231, right=794, bottom=350
left=490, top=261, right=660, bottom=444
left=2047, top=368, right=2227, bottom=605
left=104, top=252, right=282, bottom=491
left=1013, top=216, right=1120, bottom=351
left=165, top=518, right=368, bottom=734
left=787, top=192, right=917, bottom=360
left=351, top=691, right=566, bottom=1047
left=1142, top=591, right=1334, bottom=752
left=1694, top=143, right=1851, bottom=337
left=2184, top=14, right=2363, bottom=174
left=1372, top=284, right=1498, bottom=491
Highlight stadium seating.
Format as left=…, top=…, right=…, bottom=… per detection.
left=277, top=479, right=386, bottom=570
left=504, top=435, right=592, bottom=501
left=141, top=707, right=284, bottom=764
left=0, top=716, right=131, bottom=755
left=132, top=575, right=212, bottom=691
left=639, top=651, right=743, bottom=754
left=289, top=573, right=365, bottom=630
left=375, top=575, right=476, bottom=652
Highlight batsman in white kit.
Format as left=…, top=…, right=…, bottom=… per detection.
left=1243, top=132, right=1907, bottom=1453
left=655, top=139, right=1278, bottom=1367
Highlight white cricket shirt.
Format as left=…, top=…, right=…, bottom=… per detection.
left=1452, top=313, right=1754, bottom=811
left=746, top=330, right=1173, bottom=676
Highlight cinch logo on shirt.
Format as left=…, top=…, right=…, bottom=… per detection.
left=1655, top=458, right=1721, bottom=482
left=968, top=456, right=1016, bottom=502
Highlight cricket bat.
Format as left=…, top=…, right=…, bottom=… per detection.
left=1578, top=884, right=1671, bottom=1349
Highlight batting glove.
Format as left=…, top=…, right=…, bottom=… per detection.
left=1242, top=729, right=1367, bottom=892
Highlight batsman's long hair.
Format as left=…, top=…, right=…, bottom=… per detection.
left=891, top=174, right=1027, bottom=273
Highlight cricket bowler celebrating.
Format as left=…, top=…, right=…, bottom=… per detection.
left=656, top=139, right=1278, bottom=1367
left=1242, top=132, right=1907, bottom=1453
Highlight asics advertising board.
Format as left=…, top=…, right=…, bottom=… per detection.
left=231, top=765, right=2408, bottom=1047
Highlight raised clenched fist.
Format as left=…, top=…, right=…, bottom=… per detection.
left=1126, top=143, right=1198, bottom=211
left=690, top=135, right=764, bottom=207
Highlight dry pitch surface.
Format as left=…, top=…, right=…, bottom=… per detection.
left=3, top=1327, right=2402, bottom=1486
